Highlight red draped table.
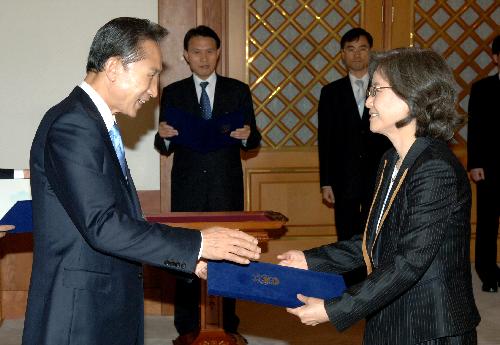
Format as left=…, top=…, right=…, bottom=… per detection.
left=146, top=211, right=288, bottom=345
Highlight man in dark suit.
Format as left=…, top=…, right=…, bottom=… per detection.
left=154, top=25, right=260, bottom=344
left=318, top=28, right=390, bottom=243
left=467, top=34, right=500, bottom=293
left=23, top=18, right=261, bottom=345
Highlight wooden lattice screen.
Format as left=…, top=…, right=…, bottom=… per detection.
left=247, top=0, right=364, bottom=149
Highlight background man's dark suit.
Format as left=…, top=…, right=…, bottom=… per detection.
left=318, top=76, right=390, bottom=241
left=155, top=75, right=260, bottom=212
left=24, top=87, right=201, bottom=345
left=154, top=75, right=261, bottom=335
left=467, top=74, right=500, bottom=289
left=307, top=138, right=480, bottom=344
left=0, top=168, right=14, bottom=179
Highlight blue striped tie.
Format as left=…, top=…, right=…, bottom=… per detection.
left=109, top=123, right=127, bottom=177
left=200, top=81, right=211, bottom=120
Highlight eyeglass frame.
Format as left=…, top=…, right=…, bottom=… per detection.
left=367, top=85, right=392, bottom=97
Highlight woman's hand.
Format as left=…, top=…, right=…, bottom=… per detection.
left=277, top=250, right=308, bottom=270
left=286, top=294, right=329, bottom=326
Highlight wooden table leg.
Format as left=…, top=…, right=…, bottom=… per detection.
left=190, top=280, right=236, bottom=345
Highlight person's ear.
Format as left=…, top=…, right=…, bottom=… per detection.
left=104, top=56, right=121, bottom=82
left=183, top=50, right=189, bottom=64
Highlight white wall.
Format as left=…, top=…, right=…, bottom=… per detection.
left=0, top=0, right=161, bottom=190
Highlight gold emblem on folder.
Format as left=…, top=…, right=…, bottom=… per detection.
left=253, top=273, right=280, bottom=286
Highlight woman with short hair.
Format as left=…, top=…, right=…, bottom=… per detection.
left=279, top=48, right=480, bottom=344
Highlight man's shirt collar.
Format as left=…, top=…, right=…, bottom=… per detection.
left=193, top=72, right=217, bottom=87
left=348, top=72, right=369, bottom=87
left=79, top=81, right=115, bottom=132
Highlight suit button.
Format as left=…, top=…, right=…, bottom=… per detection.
left=138, top=272, right=143, bottom=279
left=203, top=170, right=207, bottom=173
left=181, top=263, right=186, bottom=269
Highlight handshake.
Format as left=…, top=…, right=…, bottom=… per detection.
left=195, top=226, right=261, bottom=279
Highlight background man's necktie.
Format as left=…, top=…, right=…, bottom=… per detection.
left=355, top=79, right=365, bottom=117
left=200, top=81, right=212, bottom=120
left=109, top=123, right=127, bottom=177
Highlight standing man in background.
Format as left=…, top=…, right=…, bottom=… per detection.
left=154, top=25, right=261, bottom=345
left=318, top=28, right=390, bottom=244
left=467, top=34, right=500, bottom=293
left=23, top=18, right=260, bottom=345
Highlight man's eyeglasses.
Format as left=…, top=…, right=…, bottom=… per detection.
left=367, top=85, right=392, bottom=97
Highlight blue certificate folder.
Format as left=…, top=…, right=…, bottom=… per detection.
left=0, top=200, right=33, bottom=234
left=165, top=106, right=244, bottom=153
left=208, top=261, right=346, bottom=308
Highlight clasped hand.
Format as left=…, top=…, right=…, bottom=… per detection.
left=158, top=121, right=178, bottom=138
left=230, top=125, right=251, bottom=140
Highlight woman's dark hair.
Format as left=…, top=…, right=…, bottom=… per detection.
left=183, top=25, right=221, bottom=51
left=370, top=47, right=463, bottom=140
left=86, top=17, right=168, bottom=73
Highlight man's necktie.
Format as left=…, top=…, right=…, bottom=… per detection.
left=355, top=79, right=365, bottom=117
left=109, top=123, right=127, bottom=177
left=200, top=81, right=212, bottom=120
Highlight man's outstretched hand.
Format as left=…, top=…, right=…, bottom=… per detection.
left=200, top=227, right=261, bottom=264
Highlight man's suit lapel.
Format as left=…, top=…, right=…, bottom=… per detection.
left=74, top=88, right=121, bottom=172
left=182, top=77, right=202, bottom=118
left=74, top=87, right=136, bottom=204
left=212, top=75, right=225, bottom=117
left=361, top=108, right=370, bottom=124
left=126, top=170, right=143, bottom=219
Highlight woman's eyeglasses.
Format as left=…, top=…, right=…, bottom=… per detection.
left=367, top=85, right=392, bottom=97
